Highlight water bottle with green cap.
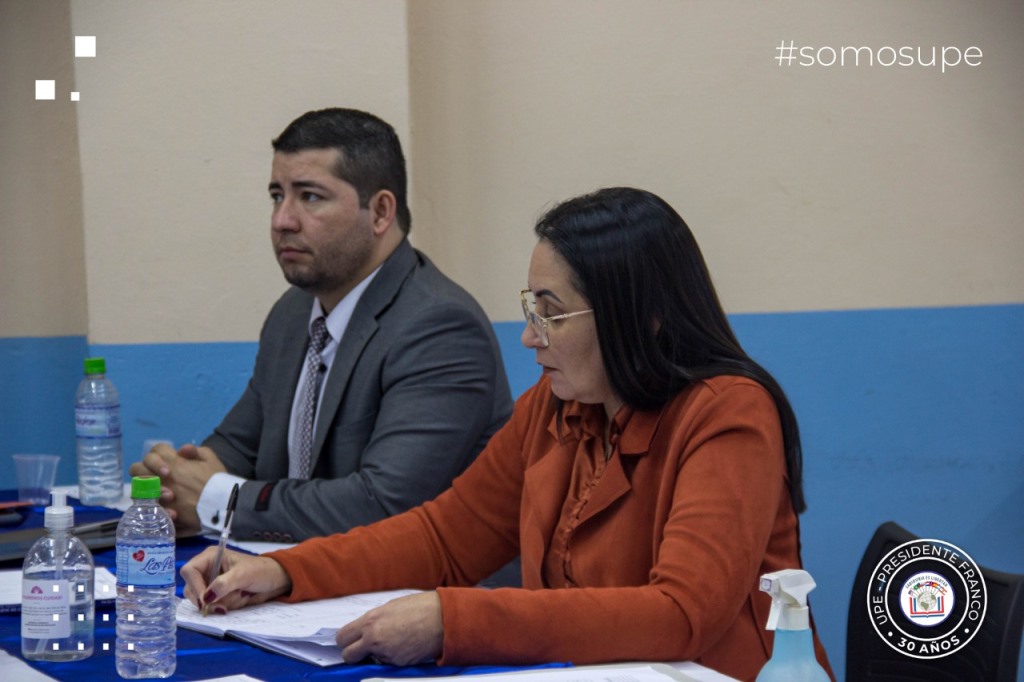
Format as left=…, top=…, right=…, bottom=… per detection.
left=75, top=356, right=123, bottom=505
left=115, top=476, right=176, bottom=678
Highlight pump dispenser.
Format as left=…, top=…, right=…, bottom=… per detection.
left=755, top=569, right=829, bottom=682
left=44, top=491, right=75, bottom=533
left=21, top=491, right=95, bottom=660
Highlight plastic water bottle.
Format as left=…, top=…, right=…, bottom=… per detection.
left=75, top=357, right=124, bottom=505
left=115, top=476, right=176, bottom=678
left=21, top=491, right=95, bottom=661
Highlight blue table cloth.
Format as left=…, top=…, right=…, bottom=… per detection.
left=0, top=491, right=565, bottom=681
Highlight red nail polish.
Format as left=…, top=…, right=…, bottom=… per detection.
left=203, top=589, right=216, bottom=603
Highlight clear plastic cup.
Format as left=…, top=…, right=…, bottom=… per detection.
left=13, top=454, right=60, bottom=505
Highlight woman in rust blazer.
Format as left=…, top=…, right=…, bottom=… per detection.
left=182, top=187, right=833, bottom=681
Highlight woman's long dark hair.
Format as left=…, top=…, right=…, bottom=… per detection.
left=535, top=187, right=806, bottom=513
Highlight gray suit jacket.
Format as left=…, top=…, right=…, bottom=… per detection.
left=204, top=240, right=513, bottom=542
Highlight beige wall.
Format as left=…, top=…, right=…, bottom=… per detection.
left=2, top=0, right=1022, bottom=341
left=407, top=0, right=1024, bottom=320
left=68, top=0, right=409, bottom=343
left=0, top=0, right=88, bottom=337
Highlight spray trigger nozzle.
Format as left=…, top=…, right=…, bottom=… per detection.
left=760, top=569, right=815, bottom=631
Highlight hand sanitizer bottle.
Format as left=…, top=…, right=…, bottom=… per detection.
left=21, top=491, right=95, bottom=660
left=756, top=569, right=829, bottom=681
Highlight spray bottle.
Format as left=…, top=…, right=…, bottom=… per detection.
left=21, top=491, right=95, bottom=661
left=755, top=569, right=829, bottom=682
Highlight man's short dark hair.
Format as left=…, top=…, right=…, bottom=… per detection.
left=272, top=108, right=411, bottom=233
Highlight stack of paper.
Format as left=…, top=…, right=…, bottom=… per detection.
left=175, top=589, right=421, bottom=667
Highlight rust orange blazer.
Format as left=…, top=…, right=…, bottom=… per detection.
left=271, top=374, right=832, bottom=681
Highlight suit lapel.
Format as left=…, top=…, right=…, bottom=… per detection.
left=309, top=241, right=419, bottom=470
left=577, top=454, right=631, bottom=525
left=261, top=293, right=316, bottom=479
left=520, top=441, right=573, bottom=583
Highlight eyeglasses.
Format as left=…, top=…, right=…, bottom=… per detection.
left=519, top=288, right=594, bottom=348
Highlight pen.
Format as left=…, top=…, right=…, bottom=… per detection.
left=202, top=482, right=239, bottom=617
left=0, top=500, right=34, bottom=511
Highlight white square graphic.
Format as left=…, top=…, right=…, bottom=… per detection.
left=103, top=642, right=110, bottom=651
left=75, top=36, right=96, bottom=58
left=35, top=80, right=55, bottom=99
left=71, top=92, right=80, bottom=101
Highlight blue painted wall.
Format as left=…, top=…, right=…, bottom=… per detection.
left=0, top=336, right=88, bottom=488
left=2, top=304, right=1022, bottom=675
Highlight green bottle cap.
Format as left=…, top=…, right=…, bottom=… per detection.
left=131, top=476, right=161, bottom=499
left=84, top=357, right=106, bottom=375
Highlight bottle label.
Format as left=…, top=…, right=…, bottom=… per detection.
left=21, top=579, right=71, bottom=638
left=75, top=405, right=122, bottom=438
left=116, top=543, right=175, bottom=588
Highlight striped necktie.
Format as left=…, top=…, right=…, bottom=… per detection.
left=294, top=316, right=329, bottom=479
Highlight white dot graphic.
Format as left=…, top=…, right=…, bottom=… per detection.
left=35, top=80, right=55, bottom=100
left=75, top=36, right=96, bottom=58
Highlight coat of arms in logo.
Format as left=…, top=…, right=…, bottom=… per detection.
left=900, top=572, right=953, bottom=626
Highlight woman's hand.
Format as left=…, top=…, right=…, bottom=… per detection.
left=180, top=546, right=292, bottom=613
left=335, top=591, right=443, bottom=666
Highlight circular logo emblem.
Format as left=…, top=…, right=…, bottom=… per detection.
left=867, top=537, right=987, bottom=659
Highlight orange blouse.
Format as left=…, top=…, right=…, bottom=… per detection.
left=269, top=375, right=832, bottom=681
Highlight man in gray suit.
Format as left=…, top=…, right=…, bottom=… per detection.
left=131, top=108, right=513, bottom=543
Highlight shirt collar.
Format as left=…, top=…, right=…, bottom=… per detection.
left=309, top=264, right=383, bottom=342
left=548, top=399, right=663, bottom=457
